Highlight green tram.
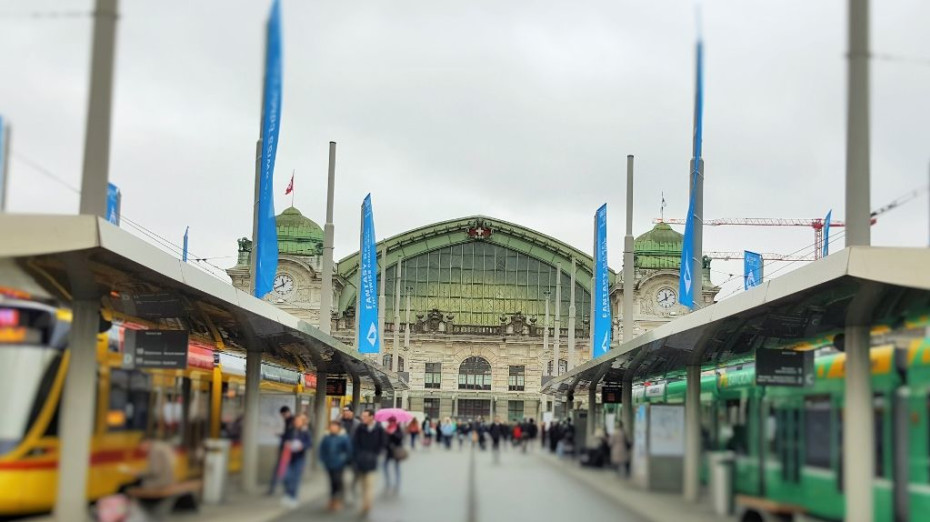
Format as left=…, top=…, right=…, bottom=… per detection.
left=631, top=317, right=930, bottom=522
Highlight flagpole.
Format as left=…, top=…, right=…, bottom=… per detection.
left=291, top=169, right=295, bottom=208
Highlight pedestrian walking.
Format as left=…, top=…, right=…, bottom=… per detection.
left=319, top=420, right=353, bottom=512
left=351, top=409, right=387, bottom=517
left=267, top=406, right=294, bottom=496
left=339, top=406, right=361, bottom=502
left=610, top=422, right=631, bottom=477
left=488, top=416, right=504, bottom=464
left=281, top=414, right=312, bottom=509
left=408, top=417, right=421, bottom=449
left=422, top=416, right=433, bottom=449
left=384, top=416, right=407, bottom=494
left=440, top=417, right=455, bottom=449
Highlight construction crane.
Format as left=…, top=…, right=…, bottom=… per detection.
left=658, top=185, right=927, bottom=261
left=654, top=217, right=844, bottom=260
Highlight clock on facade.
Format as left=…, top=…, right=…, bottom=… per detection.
left=273, top=273, right=295, bottom=296
left=656, top=287, right=677, bottom=308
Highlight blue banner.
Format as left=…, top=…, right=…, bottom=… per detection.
left=106, top=182, right=120, bottom=225
left=183, top=226, right=189, bottom=262
left=253, top=0, right=283, bottom=298
left=744, top=250, right=763, bottom=290
left=679, top=39, right=704, bottom=310
left=593, top=204, right=612, bottom=359
left=822, top=210, right=832, bottom=258
left=358, top=195, right=380, bottom=354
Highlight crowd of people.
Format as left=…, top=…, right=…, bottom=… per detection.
left=267, top=405, right=633, bottom=517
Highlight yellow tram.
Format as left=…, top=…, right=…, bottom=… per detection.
left=0, top=287, right=338, bottom=517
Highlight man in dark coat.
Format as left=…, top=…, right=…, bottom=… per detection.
left=340, top=407, right=361, bottom=501
left=351, top=409, right=386, bottom=516
left=488, top=416, right=505, bottom=463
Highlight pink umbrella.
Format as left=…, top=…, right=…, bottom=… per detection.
left=374, top=408, right=414, bottom=423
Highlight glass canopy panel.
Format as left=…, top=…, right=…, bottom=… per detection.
left=384, top=242, right=591, bottom=328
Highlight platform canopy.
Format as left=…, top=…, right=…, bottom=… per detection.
left=542, top=246, right=930, bottom=396
left=0, top=214, right=406, bottom=393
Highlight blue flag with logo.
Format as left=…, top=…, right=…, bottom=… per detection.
left=744, top=250, right=763, bottom=290
left=106, top=182, right=121, bottom=225
left=253, top=0, right=283, bottom=298
left=593, top=204, right=612, bottom=359
left=358, top=195, right=380, bottom=354
left=679, top=39, right=703, bottom=310
left=182, top=226, right=189, bottom=262
left=822, top=210, right=832, bottom=258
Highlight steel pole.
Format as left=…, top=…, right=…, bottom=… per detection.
left=845, top=0, right=871, bottom=248
left=1, top=124, right=10, bottom=213
left=554, top=264, right=562, bottom=374
left=378, top=246, right=386, bottom=363
left=543, top=295, right=551, bottom=375
left=78, top=0, right=118, bottom=218
left=567, top=260, right=576, bottom=374
left=313, top=371, right=328, bottom=469
left=392, top=259, right=402, bottom=372
left=623, top=155, right=635, bottom=342
left=319, top=141, right=336, bottom=334
left=249, top=139, right=262, bottom=296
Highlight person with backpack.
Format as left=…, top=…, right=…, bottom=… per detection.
left=407, top=417, right=421, bottom=449
left=319, top=420, right=353, bottom=512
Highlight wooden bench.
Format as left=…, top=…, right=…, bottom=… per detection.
left=736, top=495, right=806, bottom=522
left=126, top=480, right=202, bottom=520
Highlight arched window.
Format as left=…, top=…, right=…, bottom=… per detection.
left=458, top=357, right=492, bottom=390
left=382, top=354, right=405, bottom=373
left=547, top=359, right=568, bottom=376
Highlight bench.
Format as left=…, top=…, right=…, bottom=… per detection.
left=126, top=480, right=202, bottom=520
left=736, top=495, right=806, bottom=522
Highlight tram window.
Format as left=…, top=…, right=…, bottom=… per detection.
left=805, top=398, right=832, bottom=468
left=108, top=370, right=151, bottom=432
left=220, top=382, right=245, bottom=441
left=835, top=394, right=886, bottom=478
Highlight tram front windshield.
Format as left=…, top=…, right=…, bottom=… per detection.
left=0, top=305, right=61, bottom=456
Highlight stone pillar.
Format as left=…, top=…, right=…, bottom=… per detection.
left=683, top=365, right=701, bottom=502
left=241, top=349, right=262, bottom=494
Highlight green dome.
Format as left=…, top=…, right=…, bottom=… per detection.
left=276, top=207, right=323, bottom=256
left=634, top=222, right=683, bottom=269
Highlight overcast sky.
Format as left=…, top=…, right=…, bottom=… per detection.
left=2, top=0, right=928, bottom=299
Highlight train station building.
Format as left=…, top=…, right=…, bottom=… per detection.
left=227, top=207, right=720, bottom=421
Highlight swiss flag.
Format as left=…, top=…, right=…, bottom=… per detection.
left=284, top=173, right=294, bottom=195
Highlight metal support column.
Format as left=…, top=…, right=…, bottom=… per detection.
left=313, top=371, right=328, bottom=469
left=622, top=379, right=633, bottom=439
left=543, top=294, right=551, bottom=375
left=241, top=349, right=262, bottom=494
left=845, top=0, right=871, bottom=249
left=587, top=384, right=598, bottom=443
left=553, top=264, right=561, bottom=374
left=392, top=259, right=402, bottom=372
left=684, top=364, right=701, bottom=502
left=319, top=141, right=337, bottom=334
left=352, top=374, right=361, bottom=415
left=53, top=300, right=100, bottom=521
left=567, top=260, right=576, bottom=372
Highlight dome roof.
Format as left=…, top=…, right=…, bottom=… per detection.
left=634, top=222, right=683, bottom=269
left=276, top=207, right=323, bottom=256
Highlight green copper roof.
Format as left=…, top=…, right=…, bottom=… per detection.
left=634, top=222, right=683, bottom=269
left=277, top=207, right=323, bottom=256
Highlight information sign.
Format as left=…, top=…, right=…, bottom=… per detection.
left=125, top=329, right=188, bottom=369
left=602, top=386, right=623, bottom=404
left=326, top=378, right=348, bottom=396
left=756, top=349, right=814, bottom=387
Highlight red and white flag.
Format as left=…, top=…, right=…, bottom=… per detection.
left=284, top=173, right=294, bottom=195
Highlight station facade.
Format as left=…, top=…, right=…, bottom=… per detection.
left=228, top=207, right=719, bottom=421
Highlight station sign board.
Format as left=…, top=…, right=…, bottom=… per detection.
left=326, top=378, right=348, bottom=396
left=125, top=329, right=189, bottom=370
left=755, top=349, right=814, bottom=387
left=602, top=386, right=623, bottom=404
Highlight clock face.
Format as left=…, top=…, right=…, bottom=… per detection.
left=273, top=273, right=295, bottom=296
left=656, top=287, right=677, bottom=309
